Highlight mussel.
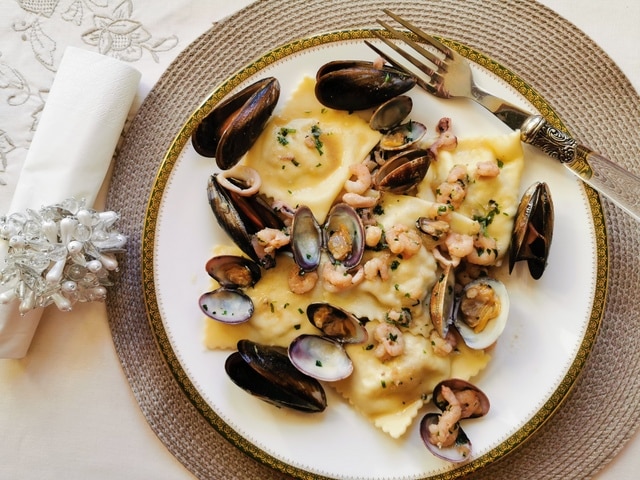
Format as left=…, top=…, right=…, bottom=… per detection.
left=288, top=303, right=367, bottom=382
left=509, top=181, right=554, bottom=279
left=315, top=60, right=416, bottom=111
left=373, top=148, right=432, bottom=194
left=420, top=379, right=490, bottom=463
left=192, top=77, right=280, bottom=170
left=207, top=174, right=284, bottom=269
left=289, top=203, right=365, bottom=272
left=225, top=339, right=327, bottom=413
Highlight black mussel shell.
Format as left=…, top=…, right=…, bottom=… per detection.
left=315, top=61, right=416, bottom=111
left=225, top=340, right=327, bottom=413
left=509, top=181, right=554, bottom=279
left=193, top=77, right=280, bottom=170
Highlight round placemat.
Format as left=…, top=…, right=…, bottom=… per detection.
left=106, top=0, right=640, bottom=478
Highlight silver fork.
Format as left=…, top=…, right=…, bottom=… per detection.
left=366, top=9, right=640, bottom=222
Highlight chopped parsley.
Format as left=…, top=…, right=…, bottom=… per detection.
left=473, top=199, right=501, bottom=232
left=276, top=127, right=296, bottom=146
left=310, top=124, right=324, bottom=155
left=315, top=360, right=323, bottom=367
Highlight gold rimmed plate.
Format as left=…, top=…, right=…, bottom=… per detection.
left=144, top=31, right=606, bottom=479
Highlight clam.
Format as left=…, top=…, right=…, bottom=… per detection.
left=420, top=413, right=472, bottom=463
left=369, top=95, right=413, bottom=131
left=199, top=288, right=254, bottom=324
left=323, top=203, right=365, bottom=268
left=306, top=302, right=368, bottom=344
left=429, top=264, right=456, bottom=339
left=225, top=340, right=327, bottom=413
left=379, top=121, right=427, bottom=151
left=288, top=334, right=353, bottom=382
left=454, top=278, right=509, bottom=350
left=315, top=60, right=416, bottom=111
left=509, top=181, right=554, bottom=280
left=291, top=206, right=323, bottom=272
left=373, top=148, right=432, bottom=193
left=420, top=379, right=489, bottom=463
left=432, top=378, right=490, bottom=419
left=205, top=254, right=261, bottom=288
left=192, top=77, right=280, bottom=170
left=289, top=203, right=365, bottom=271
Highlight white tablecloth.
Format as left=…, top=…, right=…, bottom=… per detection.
left=0, top=1, right=638, bottom=478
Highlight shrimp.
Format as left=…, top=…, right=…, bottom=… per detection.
left=429, top=329, right=458, bottom=356
left=466, top=234, right=499, bottom=266
left=344, top=163, right=373, bottom=194
left=444, top=232, right=475, bottom=259
left=342, top=191, right=380, bottom=209
left=320, top=262, right=364, bottom=292
left=373, top=322, right=405, bottom=360
left=427, top=385, right=463, bottom=448
left=385, top=224, right=423, bottom=258
left=429, top=117, right=458, bottom=155
left=436, top=179, right=466, bottom=209
left=287, top=266, right=318, bottom=294
left=363, top=252, right=390, bottom=281
left=446, top=164, right=468, bottom=184
left=475, top=160, right=501, bottom=178
left=365, top=225, right=383, bottom=248
left=254, top=227, right=290, bottom=255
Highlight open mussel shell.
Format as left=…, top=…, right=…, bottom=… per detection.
left=420, top=413, right=472, bottom=463
left=453, top=278, right=509, bottom=350
left=207, top=174, right=282, bottom=268
left=379, top=121, right=427, bottom=151
left=205, top=255, right=261, bottom=288
left=432, top=379, right=490, bottom=419
left=291, top=206, right=323, bottom=272
left=509, top=181, right=554, bottom=279
left=306, top=302, right=368, bottom=344
left=289, top=334, right=353, bottom=382
left=199, top=287, right=254, bottom=324
left=373, top=148, right=432, bottom=194
left=369, top=95, right=413, bottom=131
left=429, top=264, right=456, bottom=339
left=315, top=60, right=416, bottom=111
left=225, top=340, right=327, bottom=413
left=192, top=77, right=280, bottom=170
left=323, top=203, right=365, bottom=268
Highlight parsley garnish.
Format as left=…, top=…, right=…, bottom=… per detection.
left=276, top=127, right=296, bottom=146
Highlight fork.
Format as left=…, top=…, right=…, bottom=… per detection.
left=365, top=9, right=640, bottom=222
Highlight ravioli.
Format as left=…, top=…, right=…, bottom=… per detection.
left=242, top=76, right=381, bottom=223
left=203, top=76, right=523, bottom=440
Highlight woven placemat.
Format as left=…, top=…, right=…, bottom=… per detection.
left=105, top=0, right=640, bottom=478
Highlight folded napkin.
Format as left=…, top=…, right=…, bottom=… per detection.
left=0, top=46, right=140, bottom=359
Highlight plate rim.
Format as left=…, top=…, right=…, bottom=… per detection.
left=142, top=29, right=608, bottom=480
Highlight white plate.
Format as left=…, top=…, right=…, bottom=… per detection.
left=147, top=32, right=606, bottom=479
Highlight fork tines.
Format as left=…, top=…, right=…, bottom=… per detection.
left=365, top=9, right=451, bottom=94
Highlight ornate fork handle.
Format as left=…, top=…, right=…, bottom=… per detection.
left=521, top=115, right=640, bottom=219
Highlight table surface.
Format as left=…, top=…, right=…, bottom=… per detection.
left=0, top=1, right=639, bottom=478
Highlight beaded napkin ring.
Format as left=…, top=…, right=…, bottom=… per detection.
left=0, top=198, right=126, bottom=314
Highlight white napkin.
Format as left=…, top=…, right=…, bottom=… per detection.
left=0, top=46, right=140, bottom=359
